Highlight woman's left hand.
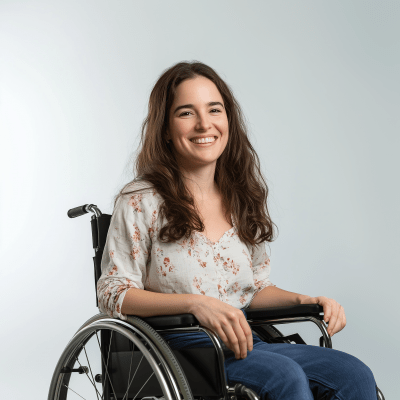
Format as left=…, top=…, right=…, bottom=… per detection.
left=300, top=296, right=347, bottom=337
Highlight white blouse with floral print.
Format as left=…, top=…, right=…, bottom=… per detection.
left=97, top=182, right=275, bottom=321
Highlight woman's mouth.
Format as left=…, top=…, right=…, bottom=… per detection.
left=189, top=136, right=218, bottom=146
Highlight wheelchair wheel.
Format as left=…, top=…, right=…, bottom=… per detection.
left=48, top=316, right=194, bottom=400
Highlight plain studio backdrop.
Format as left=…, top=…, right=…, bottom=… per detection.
left=0, top=0, right=399, bottom=398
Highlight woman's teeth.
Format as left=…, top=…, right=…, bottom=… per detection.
left=190, top=137, right=216, bottom=144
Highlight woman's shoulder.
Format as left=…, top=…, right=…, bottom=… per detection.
left=119, top=179, right=162, bottom=209
left=121, top=179, right=153, bottom=194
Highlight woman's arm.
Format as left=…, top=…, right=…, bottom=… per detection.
left=247, top=285, right=310, bottom=309
left=97, top=191, right=153, bottom=320
left=247, top=286, right=347, bottom=337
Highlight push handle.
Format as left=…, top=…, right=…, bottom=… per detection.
left=68, top=204, right=102, bottom=218
left=67, top=204, right=89, bottom=218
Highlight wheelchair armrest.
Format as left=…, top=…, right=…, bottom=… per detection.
left=138, top=304, right=324, bottom=329
left=246, top=304, right=324, bottom=321
left=141, top=313, right=199, bottom=329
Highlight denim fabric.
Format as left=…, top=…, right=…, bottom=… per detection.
left=160, top=308, right=378, bottom=400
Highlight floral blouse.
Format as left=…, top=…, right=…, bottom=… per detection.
left=97, top=182, right=275, bottom=321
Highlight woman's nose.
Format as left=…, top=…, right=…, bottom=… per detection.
left=195, top=112, right=212, bottom=130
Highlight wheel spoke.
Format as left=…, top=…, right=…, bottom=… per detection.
left=75, top=348, right=101, bottom=400
left=125, top=343, right=135, bottom=397
left=106, top=330, right=114, bottom=372
left=121, top=353, right=145, bottom=400
left=133, top=364, right=162, bottom=400
left=130, top=366, right=161, bottom=400
left=82, top=346, right=101, bottom=400
left=95, top=330, right=118, bottom=400
left=63, top=383, right=87, bottom=400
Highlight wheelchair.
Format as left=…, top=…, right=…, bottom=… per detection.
left=48, top=203, right=385, bottom=400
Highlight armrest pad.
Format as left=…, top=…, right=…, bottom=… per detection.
left=135, top=304, right=323, bottom=329
left=245, top=304, right=324, bottom=320
left=140, top=313, right=199, bottom=329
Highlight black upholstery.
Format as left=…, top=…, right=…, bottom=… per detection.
left=91, top=214, right=112, bottom=306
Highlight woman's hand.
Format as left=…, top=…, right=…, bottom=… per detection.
left=300, top=295, right=347, bottom=336
left=190, top=295, right=253, bottom=360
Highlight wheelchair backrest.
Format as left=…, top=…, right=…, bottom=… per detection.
left=90, top=213, right=112, bottom=306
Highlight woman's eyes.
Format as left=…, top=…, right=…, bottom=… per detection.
left=179, top=109, right=221, bottom=117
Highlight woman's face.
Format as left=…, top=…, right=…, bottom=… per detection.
left=167, top=76, right=229, bottom=169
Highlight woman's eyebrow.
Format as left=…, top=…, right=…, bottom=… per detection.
left=173, top=101, right=224, bottom=114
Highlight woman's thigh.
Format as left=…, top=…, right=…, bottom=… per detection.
left=225, top=341, right=315, bottom=400
left=225, top=338, right=377, bottom=400
left=161, top=331, right=377, bottom=400
left=161, top=331, right=311, bottom=399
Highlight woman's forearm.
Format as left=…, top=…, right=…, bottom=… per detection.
left=247, top=285, right=312, bottom=309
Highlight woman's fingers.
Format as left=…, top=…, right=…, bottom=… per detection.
left=240, top=316, right=254, bottom=352
left=220, top=321, right=242, bottom=359
left=237, top=315, right=253, bottom=356
left=322, top=297, right=331, bottom=325
left=306, top=296, right=347, bottom=337
left=318, top=296, right=336, bottom=336
left=214, top=325, right=231, bottom=350
left=322, top=298, right=346, bottom=336
left=331, top=305, right=346, bottom=335
left=219, top=314, right=252, bottom=359
left=322, top=305, right=329, bottom=324
left=231, top=324, right=249, bottom=359
left=327, top=301, right=339, bottom=336
left=192, top=297, right=254, bottom=360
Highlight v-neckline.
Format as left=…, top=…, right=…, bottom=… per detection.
left=196, top=214, right=237, bottom=245
left=197, top=226, right=235, bottom=245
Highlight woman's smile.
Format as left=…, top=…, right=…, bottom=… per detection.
left=189, top=136, right=218, bottom=146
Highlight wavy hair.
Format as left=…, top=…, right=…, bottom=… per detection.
left=114, top=60, right=278, bottom=247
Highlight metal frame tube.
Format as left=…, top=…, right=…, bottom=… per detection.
left=247, top=316, right=332, bottom=348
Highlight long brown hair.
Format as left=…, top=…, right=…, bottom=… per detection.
left=114, top=60, right=278, bottom=247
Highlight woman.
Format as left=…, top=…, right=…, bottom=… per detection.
left=97, top=61, right=378, bottom=399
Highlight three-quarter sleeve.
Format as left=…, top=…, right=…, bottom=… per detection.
left=97, top=191, right=153, bottom=320
left=250, top=240, right=276, bottom=296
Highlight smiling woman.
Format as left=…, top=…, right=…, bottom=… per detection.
left=96, top=60, right=380, bottom=400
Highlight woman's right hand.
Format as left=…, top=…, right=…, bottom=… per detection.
left=189, top=295, right=253, bottom=359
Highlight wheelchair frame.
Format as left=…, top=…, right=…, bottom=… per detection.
left=48, top=203, right=385, bottom=400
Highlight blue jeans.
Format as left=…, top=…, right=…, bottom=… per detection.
left=160, top=308, right=378, bottom=400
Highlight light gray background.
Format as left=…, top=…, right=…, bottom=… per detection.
left=1, top=0, right=399, bottom=398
